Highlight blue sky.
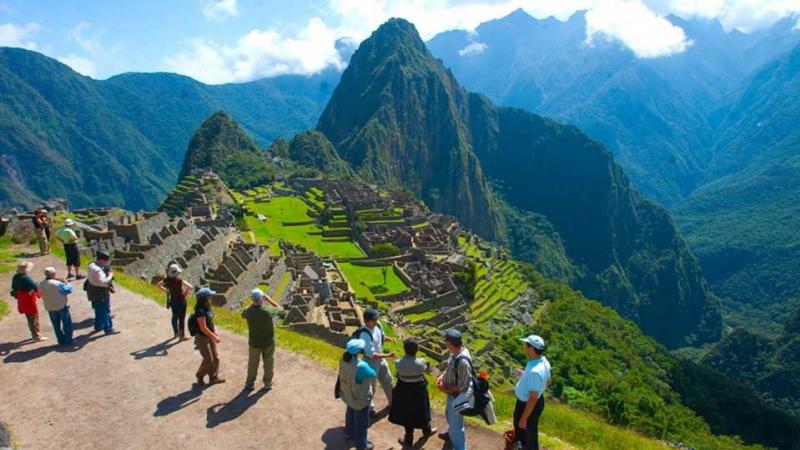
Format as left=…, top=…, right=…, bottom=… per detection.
left=1, top=0, right=798, bottom=84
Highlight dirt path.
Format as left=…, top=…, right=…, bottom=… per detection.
left=0, top=253, right=503, bottom=450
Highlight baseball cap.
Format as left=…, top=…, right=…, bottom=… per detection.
left=167, top=264, right=182, bottom=277
left=443, top=328, right=462, bottom=346
left=346, top=338, right=366, bottom=355
left=196, top=287, right=217, bottom=298
left=363, top=308, right=379, bottom=322
left=251, top=288, right=265, bottom=301
left=64, top=219, right=75, bottom=226
left=44, top=266, right=57, bottom=277
left=96, top=250, right=111, bottom=260
left=521, top=335, right=546, bottom=351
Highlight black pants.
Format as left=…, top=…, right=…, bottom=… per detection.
left=170, top=300, right=187, bottom=336
left=513, top=397, right=544, bottom=450
left=402, top=424, right=432, bottom=445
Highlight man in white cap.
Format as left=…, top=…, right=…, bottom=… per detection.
left=38, top=267, right=74, bottom=346
left=241, top=288, right=282, bottom=391
left=56, top=218, right=84, bottom=281
left=513, top=335, right=552, bottom=450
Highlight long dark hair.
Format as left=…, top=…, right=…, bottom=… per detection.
left=195, top=295, right=211, bottom=312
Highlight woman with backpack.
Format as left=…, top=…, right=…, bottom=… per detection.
left=11, top=261, right=45, bottom=341
left=156, top=263, right=193, bottom=341
left=189, top=288, right=225, bottom=386
left=338, top=338, right=377, bottom=450
left=389, top=338, right=437, bottom=448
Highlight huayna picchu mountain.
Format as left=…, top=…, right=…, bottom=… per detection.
left=317, top=18, right=721, bottom=348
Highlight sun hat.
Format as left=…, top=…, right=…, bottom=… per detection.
left=443, top=328, right=463, bottom=346
left=346, top=338, right=366, bottom=355
left=17, top=261, right=33, bottom=273
left=44, top=266, right=57, bottom=277
left=196, top=287, right=217, bottom=298
left=64, top=218, right=75, bottom=227
left=251, top=288, right=265, bottom=302
left=521, top=335, right=546, bottom=351
left=167, top=264, right=182, bottom=278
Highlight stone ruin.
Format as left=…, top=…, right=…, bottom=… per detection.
left=280, top=241, right=363, bottom=346
left=80, top=211, right=271, bottom=309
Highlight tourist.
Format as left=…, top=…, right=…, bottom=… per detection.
left=38, top=267, right=74, bottom=346
left=359, top=308, right=395, bottom=415
left=436, top=328, right=472, bottom=450
left=156, top=263, right=193, bottom=341
left=56, top=218, right=85, bottom=280
left=513, top=335, right=552, bottom=450
left=241, top=288, right=282, bottom=391
left=338, top=338, right=377, bottom=450
left=32, top=209, right=49, bottom=255
left=11, top=261, right=45, bottom=341
left=389, top=338, right=437, bottom=448
left=191, top=287, right=225, bottom=386
left=87, top=250, right=119, bottom=335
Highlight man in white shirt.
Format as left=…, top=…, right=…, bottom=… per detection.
left=513, top=335, right=552, bottom=450
left=87, top=250, right=119, bottom=335
left=38, top=267, right=74, bottom=346
left=359, top=308, right=395, bottom=416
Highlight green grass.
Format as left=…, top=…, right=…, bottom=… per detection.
left=338, top=263, right=410, bottom=305
left=403, top=310, right=436, bottom=323
left=113, top=270, right=671, bottom=450
left=0, top=297, right=9, bottom=320
left=243, top=196, right=364, bottom=258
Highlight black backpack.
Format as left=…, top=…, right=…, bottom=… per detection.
left=187, top=313, right=199, bottom=337
left=351, top=323, right=382, bottom=341
left=454, top=354, right=492, bottom=423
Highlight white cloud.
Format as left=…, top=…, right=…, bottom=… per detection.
left=199, top=0, right=238, bottom=21
left=57, top=53, right=98, bottom=77
left=165, top=17, right=345, bottom=84
left=585, top=0, right=692, bottom=57
left=0, top=22, right=40, bottom=50
left=459, top=41, right=488, bottom=56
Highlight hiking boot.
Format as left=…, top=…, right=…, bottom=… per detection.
left=106, top=329, right=121, bottom=335
left=67, top=274, right=75, bottom=281
left=75, top=274, right=86, bottom=280
left=196, top=376, right=206, bottom=386
left=209, top=377, right=226, bottom=385
left=369, top=408, right=378, bottom=418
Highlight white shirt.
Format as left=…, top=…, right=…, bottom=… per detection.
left=514, top=355, right=551, bottom=401
left=38, top=279, right=69, bottom=311
left=361, top=323, right=384, bottom=359
left=88, top=262, right=113, bottom=287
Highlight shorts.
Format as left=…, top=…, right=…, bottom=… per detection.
left=64, top=243, right=81, bottom=266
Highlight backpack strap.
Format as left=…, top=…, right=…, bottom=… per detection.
left=453, top=353, right=475, bottom=386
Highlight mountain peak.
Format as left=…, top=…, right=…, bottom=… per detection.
left=179, top=110, right=259, bottom=179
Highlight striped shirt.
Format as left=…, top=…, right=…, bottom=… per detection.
left=442, top=347, right=472, bottom=392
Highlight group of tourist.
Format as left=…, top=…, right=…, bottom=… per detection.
left=10, top=250, right=119, bottom=345
left=9, top=215, right=553, bottom=450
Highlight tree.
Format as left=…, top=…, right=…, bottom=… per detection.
left=371, top=242, right=401, bottom=258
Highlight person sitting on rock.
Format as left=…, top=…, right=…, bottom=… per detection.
left=11, top=261, right=45, bottom=341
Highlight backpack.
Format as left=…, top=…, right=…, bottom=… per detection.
left=187, top=313, right=199, bottom=337
left=351, top=323, right=382, bottom=341
left=453, top=354, right=493, bottom=423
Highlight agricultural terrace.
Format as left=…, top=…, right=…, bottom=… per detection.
left=459, top=236, right=529, bottom=323
left=338, top=262, right=411, bottom=308
left=242, top=193, right=364, bottom=259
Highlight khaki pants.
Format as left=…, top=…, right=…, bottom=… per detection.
left=245, top=342, right=275, bottom=388
left=195, top=334, right=220, bottom=380
left=366, top=357, right=394, bottom=408
left=36, top=229, right=49, bottom=254
left=25, top=313, right=40, bottom=339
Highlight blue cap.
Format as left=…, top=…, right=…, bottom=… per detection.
left=196, top=287, right=216, bottom=298
left=251, top=288, right=265, bottom=301
left=346, top=339, right=366, bottom=355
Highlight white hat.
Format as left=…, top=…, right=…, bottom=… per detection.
left=167, top=264, right=182, bottom=277
left=251, top=288, right=265, bottom=302
left=64, top=219, right=75, bottom=227
left=44, top=266, right=57, bottom=277
left=521, top=335, right=546, bottom=351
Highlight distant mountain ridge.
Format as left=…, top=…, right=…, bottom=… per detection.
left=0, top=47, right=337, bottom=210
left=317, top=18, right=722, bottom=348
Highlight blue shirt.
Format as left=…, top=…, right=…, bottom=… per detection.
left=355, top=360, right=377, bottom=384
left=514, top=356, right=551, bottom=402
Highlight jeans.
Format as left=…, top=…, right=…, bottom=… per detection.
left=246, top=342, right=275, bottom=388
left=446, top=394, right=467, bottom=450
left=48, top=306, right=73, bottom=345
left=345, top=405, right=370, bottom=450
left=170, top=300, right=187, bottom=337
left=92, top=298, right=114, bottom=333
left=514, top=397, right=544, bottom=450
